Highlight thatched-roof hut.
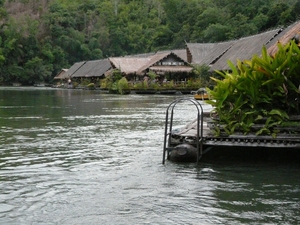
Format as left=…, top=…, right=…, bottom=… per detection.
left=109, top=50, right=192, bottom=77
left=71, top=59, right=111, bottom=79
left=109, top=57, right=150, bottom=76
left=137, top=51, right=192, bottom=75
left=61, top=20, right=300, bottom=88
left=53, top=69, right=68, bottom=80
left=185, top=22, right=300, bottom=71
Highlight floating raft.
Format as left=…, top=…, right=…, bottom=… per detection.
left=170, top=119, right=300, bottom=148
left=162, top=98, right=300, bottom=164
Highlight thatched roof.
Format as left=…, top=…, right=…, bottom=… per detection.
left=71, top=59, right=111, bottom=78
left=137, top=51, right=191, bottom=75
left=109, top=50, right=190, bottom=75
left=172, top=49, right=188, bottom=62
left=53, top=69, right=68, bottom=80
left=126, top=49, right=187, bottom=61
left=64, top=61, right=86, bottom=78
left=267, top=21, right=300, bottom=56
left=63, top=21, right=300, bottom=79
left=186, top=41, right=235, bottom=65
left=155, top=49, right=188, bottom=62
left=210, top=28, right=282, bottom=71
left=137, top=52, right=172, bottom=74
left=109, top=57, right=150, bottom=75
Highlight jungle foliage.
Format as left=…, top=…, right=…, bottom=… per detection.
left=207, top=41, right=300, bottom=137
left=0, top=0, right=299, bottom=84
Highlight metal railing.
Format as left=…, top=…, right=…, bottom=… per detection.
left=162, top=98, right=204, bottom=164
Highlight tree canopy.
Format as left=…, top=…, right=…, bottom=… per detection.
left=0, top=0, right=299, bottom=85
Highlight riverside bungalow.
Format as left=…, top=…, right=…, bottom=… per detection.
left=52, top=69, right=69, bottom=87
left=71, top=59, right=111, bottom=86
left=186, top=28, right=284, bottom=72
left=109, top=50, right=192, bottom=82
left=137, top=51, right=193, bottom=81
left=53, top=68, right=68, bottom=81
left=61, top=20, right=300, bottom=90
left=184, top=23, right=300, bottom=72
left=53, top=60, right=111, bottom=88
left=108, top=56, right=150, bottom=78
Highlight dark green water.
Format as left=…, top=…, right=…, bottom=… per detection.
left=0, top=87, right=299, bottom=225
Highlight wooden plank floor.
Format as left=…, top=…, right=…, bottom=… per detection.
left=170, top=120, right=300, bottom=149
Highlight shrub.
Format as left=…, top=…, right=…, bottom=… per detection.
left=118, top=77, right=129, bottom=94
left=87, top=83, right=95, bottom=89
left=207, top=41, right=300, bottom=136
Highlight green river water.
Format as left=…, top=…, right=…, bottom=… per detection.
left=0, top=87, right=299, bottom=225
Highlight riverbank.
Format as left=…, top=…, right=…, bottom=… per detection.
left=51, top=85, right=197, bottom=95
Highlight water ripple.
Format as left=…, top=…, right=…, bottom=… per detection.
left=0, top=89, right=299, bottom=225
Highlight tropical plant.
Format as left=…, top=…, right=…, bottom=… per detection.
left=117, top=77, right=129, bottom=94
left=87, top=83, right=95, bottom=89
left=207, top=40, right=300, bottom=137
left=186, top=78, right=203, bottom=89
left=148, top=71, right=158, bottom=80
left=192, top=64, right=211, bottom=85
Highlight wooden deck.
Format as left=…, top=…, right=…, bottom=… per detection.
left=162, top=98, right=300, bottom=163
left=170, top=120, right=300, bottom=149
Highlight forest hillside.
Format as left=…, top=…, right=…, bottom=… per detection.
left=0, top=0, right=299, bottom=85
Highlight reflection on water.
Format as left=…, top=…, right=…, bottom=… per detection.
left=0, top=87, right=299, bottom=225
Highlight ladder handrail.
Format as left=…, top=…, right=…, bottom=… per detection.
left=162, top=98, right=204, bottom=164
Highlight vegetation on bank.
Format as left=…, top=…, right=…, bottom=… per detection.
left=97, top=64, right=212, bottom=94
left=207, top=41, right=300, bottom=137
left=0, top=0, right=299, bottom=85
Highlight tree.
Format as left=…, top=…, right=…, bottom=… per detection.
left=0, top=0, right=299, bottom=84
left=252, top=13, right=268, bottom=32
left=23, top=57, right=52, bottom=84
left=226, top=13, right=257, bottom=40
left=264, top=3, right=289, bottom=28
left=203, top=23, right=230, bottom=42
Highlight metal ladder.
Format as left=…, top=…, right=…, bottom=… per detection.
left=162, top=98, right=204, bottom=164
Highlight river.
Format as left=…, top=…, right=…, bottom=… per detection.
left=0, top=87, right=299, bottom=225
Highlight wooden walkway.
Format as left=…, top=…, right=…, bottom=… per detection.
left=170, top=119, right=300, bottom=149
